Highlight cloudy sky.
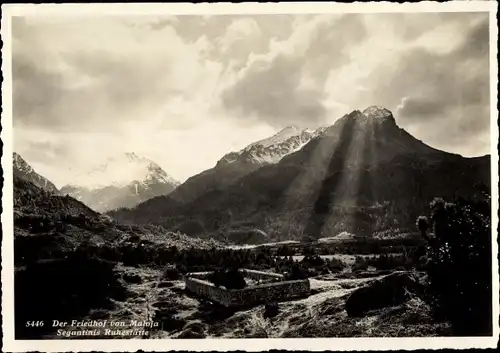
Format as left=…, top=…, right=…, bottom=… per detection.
left=12, top=11, right=490, bottom=187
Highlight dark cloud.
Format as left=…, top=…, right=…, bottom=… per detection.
left=12, top=56, right=66, bottom=128
left=172, top=15, right=296, bottom=44
left=222, top=54, right=327, bottom=127
left=221, top=15, right=367, bottom=128
left=386, top=12, right=487, bottom=41
left=62, top=50, right=177, bottom=107
left=304, top=15, right=367, bottom=81
left=397, top=97, right=447, bottom=120
left=455, top=16, right=490, bottom=58
left=381, top=14, right=490, bottom=155
left=175, top=15, right=298, bottom=70
left=12, top=17, right=182, bottom=132
left=351, top=14, right=490, bottom=131
left=22, top=141, right=69, bottom=163
left=172, top=15, right=232, bottom=42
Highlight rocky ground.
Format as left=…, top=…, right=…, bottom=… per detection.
left=47, top=265, right=450, bottom=339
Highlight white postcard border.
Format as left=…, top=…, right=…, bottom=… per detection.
left=1, top=2, right=498, bottom=352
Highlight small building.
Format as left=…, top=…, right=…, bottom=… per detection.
left=184, top=268, right=310, bottom=308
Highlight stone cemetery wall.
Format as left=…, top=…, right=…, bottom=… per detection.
left=229, top=279, right=310, bottom=307
left=185, top=277, right=232, bottom=307
left=185, top=271, right=310, bottom=308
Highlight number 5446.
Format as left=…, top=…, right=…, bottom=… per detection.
left=26, top=321, right=44, bottom=327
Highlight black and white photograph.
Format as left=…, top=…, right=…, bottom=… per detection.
left=1, top=2, right=498, bottom=351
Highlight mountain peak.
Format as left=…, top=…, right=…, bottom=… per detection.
left=249, top=125, right=304, bottom=149
left=362, top=106, right=395, bottom=121
left=13, top=153, right=34, bottom=175
left=104, top=152, right=142, bottom=164
left=61, top=153, right=180, bottom=212
left=217, top=125, right=325, bottom=168
left=68, top=153, right=179, bottom=190
left=124, top=152, right=140, bottom=161
left=278, top=125, right=301, bottom=134
left=13, top=152, right=59, bottom=193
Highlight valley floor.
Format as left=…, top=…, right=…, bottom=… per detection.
left=44, top=264, right=451, bottom=339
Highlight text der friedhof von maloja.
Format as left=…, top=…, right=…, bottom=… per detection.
left=26, top=320, right=160, bottom=337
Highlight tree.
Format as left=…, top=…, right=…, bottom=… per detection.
left=417, top=197, right=492, bottom=336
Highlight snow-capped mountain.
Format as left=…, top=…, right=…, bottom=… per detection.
left=66, top=152, right=179, bottom=189
left=13, top=153, right=59, bottom=193
left=217, top=125, right=327, bottom=167
left=60, top=153, right=180, bottom=212
left=148, top=125, right=328, bottom=205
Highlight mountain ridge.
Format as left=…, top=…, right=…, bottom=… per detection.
left=108, top=106, right=491, bottom=244
left=217, top=125, right=328, bottom=167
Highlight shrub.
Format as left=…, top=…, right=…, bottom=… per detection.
left=264, top=302, right=280, bottom=318
left=301, top=255, right=325, bottom=267
left=417, top=197, right=492, bottom=336
left=284, top=262, right=310, bottom=280
left=208, top=268, right=247, bottom=289
left=351, top=256, right=368, bottom=272
left=164, top=265, right=181, bottom=280
left=276, top=244, right=295, bottom=257
left=326, top=257, right=345, bottom=272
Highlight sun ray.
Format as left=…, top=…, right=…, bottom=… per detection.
left=317, top=110, right=373, bottom=241
left=272, top=109, right=372, bottom=242
left=268, top=112, right=354, bottom=241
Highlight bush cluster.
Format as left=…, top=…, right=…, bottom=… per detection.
left=417, top=197, right=492, bottom=336
left=15, top=247, right=128, bottom=339
left=350, top=250, right=427, bottom=272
